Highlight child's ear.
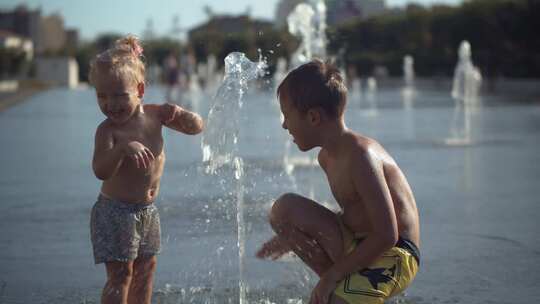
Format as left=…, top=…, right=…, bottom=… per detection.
left=137, top=82, right=145, bottom=98
left=307, top=108, right=321, bottom=126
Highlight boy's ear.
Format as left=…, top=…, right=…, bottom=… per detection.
left=307, top=108, right=322, bottom=126
left=137, top=82, right=145, bottom=98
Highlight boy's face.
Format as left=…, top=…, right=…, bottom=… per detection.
left=279, top=93, right=315, bottom=151
left=94, top=73, right=143, bottom=125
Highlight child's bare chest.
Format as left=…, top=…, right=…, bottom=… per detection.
left=113, top=121, right=163, bottom=155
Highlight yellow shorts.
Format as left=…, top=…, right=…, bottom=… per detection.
left=333, top=223, right=420, bottom=304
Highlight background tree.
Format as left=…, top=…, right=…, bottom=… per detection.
left=328, top=0, right=539, bottom=78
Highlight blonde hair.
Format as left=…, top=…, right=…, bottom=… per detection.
left=88, top=34, right=145, bottom=86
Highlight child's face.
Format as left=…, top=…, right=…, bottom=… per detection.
left=94, top=73, right=142, bottom=124
left=279, top=94, right=314, bottom=151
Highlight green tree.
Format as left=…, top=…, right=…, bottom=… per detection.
left=328, top=0, right=539, bottom=78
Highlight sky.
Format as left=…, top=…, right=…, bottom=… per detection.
left=1, top=0, right=462, bottom=40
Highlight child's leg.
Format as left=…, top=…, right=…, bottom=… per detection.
left=102, top=261, right=134, bottom=304
left=269, top=192, right=345, bottom=276
left=127, top=256, right=157, bottom=304
left=330, top=294, right=349, bottom=304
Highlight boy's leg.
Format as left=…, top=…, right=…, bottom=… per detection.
left=330, top=294, right=349, bottom=304
left=127, top=256, right=157, bottom=304
left=269, top=192, right=345, bottom=276
left=102, top=261, right=134, bottom=304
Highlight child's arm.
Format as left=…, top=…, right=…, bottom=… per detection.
left=310, top=150, right=399, bottom=304
left=92, top=123, right=155, bottom=180
left=330, top=151, right=398, bottom=274
left=256, top=235, right=291, bottom=260
left=92, top=123, right=125, bottom=180
left=159, top=103, right=204, bottom=135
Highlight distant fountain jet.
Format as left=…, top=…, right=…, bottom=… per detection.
left=452, top=41, right=482, bottom=105
left=447, top=41, right=482, bottom=145
left=287, top=0, right=328, bottom=68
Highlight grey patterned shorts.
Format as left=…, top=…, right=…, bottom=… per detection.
left=90, top=194, right=161, bottom=264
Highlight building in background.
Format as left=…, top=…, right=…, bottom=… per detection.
left=0, top=29, right=33, bottom=60
left=0, top=5, right=40, bottom=50
left=39, top=13, right=66, bottom=53
left=35, top=57, right=79, bottom=88
left=0, top=29, right=34, bottom=90
left=0, top=5, right=79, bottom=86
left=0, top=5, right=78, bottom=54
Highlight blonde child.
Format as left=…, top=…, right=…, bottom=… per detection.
left=89, top=35, right=203, bottom=304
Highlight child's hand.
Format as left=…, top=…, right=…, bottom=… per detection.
left=124, top=141, right=155, bottom=169
left=256, top=235, right=291, bottom=260
left=159, top=103, right=178, bottom=125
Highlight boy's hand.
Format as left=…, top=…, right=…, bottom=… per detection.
left=256, top=235, right=291, bottom=260
left=159, top=103, right=179, bottom=125
left=124, top=141, right=155, bottom=169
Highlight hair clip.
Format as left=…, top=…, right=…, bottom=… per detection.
left=132, top=43, right=144, bottom=58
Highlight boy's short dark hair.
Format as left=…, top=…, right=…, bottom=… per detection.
left=277, top=60, right=347, bottom=118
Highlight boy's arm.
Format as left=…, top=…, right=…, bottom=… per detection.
left=92, top=123, right=126, bottom=180
left=256, top=235, right=291, bottom=260
left=322, top=150, right=399, bottom=285
left=159, top=103, right=204, bottom=135
left=310, top=149, right=399, bottom=303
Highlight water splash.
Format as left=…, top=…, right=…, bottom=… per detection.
left=401, top=55, right=416, bottom=110
left=287, top=0, right=327, bottom=68
left=447, top=40, right=483, bottom=145
left=403, top=55, right=415, bottom=88
left=363, top=77, right=378, bottom=116
left=288, top=3, right=314, bottom=67
left=273, top=57, right=287, bottom=92
left=451, top=41, right=482, bottom=104
left=201, top=52, right=266, bottom=304
left=350, top=77, right=362, bottom=103
left=310, top=0, right=327, bottom=60
left=202, top=52, right=267, bottom=175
